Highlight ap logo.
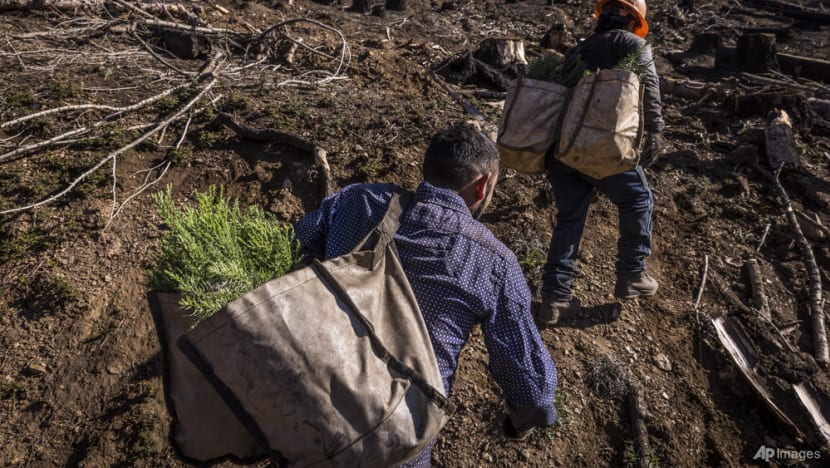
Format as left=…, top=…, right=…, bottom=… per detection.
left=753, top=446, right=775, bottom=462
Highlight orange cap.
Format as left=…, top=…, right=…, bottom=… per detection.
left=595, top=0, right=649, bottom=38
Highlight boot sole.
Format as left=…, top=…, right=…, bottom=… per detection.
left=614, top=290, right=657, bottom=300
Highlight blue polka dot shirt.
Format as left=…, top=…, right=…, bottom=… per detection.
left=293, top=182, right=558, bottom=464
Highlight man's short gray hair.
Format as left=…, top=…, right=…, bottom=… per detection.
left=422, top=123, right=500, bottom=191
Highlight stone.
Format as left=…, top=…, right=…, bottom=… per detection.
left=653, top=352, right=672, bottom=371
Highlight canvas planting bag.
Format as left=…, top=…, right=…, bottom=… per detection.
left=556, top=68, right=644, bottom=179
left=177, top=190, right=453, bottom=467
left=496, top=77, right=569, bottom=174
left=148, top=292, right=265, bottom=464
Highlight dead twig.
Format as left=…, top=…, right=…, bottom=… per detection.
left=0, top=83, right=190, bottom=163
left=0, top=68, right=220, bottom=217
left=745, top=259, right=771, bottom=321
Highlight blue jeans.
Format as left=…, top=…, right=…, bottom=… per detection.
left=541, top=160, right=654, bottom=300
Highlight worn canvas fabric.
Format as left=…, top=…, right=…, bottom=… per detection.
left=556, top=68, right=644, bottom=179
left=178, top=190, right=453, bottom=467
left=497, top=77, right=569, bottom=174
left=147, top=292, right=265, bottom=463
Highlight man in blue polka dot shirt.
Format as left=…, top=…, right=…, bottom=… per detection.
left=294, top=123, right=558, bottom=466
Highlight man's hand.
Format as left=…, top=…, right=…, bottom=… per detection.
left=640, top=132, right=665, bottom=168
left=503, top=416, right=534, bottom=440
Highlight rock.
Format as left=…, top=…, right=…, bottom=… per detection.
left=25, top=362, right=47, bottom=376
left=653, top=352, right=673, bottom=371
left=519, top=449, right=530, bottom=461
left=661, top=391, right=670, bottom=400
left=482, top=452, right=493, bottom=463
left=106, top=363, right=124, bottom=375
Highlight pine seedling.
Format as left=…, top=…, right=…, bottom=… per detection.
left=150, top=185, right=303, bottom=324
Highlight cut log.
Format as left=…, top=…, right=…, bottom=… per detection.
left=733, top=34, right=779, bottom=73
left=474, top=38, right=527, bottom=68
left=765, top=109, right=801, bottom=169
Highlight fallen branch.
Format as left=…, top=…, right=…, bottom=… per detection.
left=0, top=70, right=220, bottom=216
left=0, top=82, right=190, bottom=163
left=627, top=383, right=651, bottom=468
left=774, top=166, right=828, bottom=364
left=215, top=113, right=332, bottom=198
left=745, top=259, right=771, bottom=321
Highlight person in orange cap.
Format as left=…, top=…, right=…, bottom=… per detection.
left=537, top=0, right=665, bottom=325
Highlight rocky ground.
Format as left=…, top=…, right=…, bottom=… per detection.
left=1, top=0, right=830, bottom=466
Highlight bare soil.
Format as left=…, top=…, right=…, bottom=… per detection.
left=2, top=1, right=830, bottom=467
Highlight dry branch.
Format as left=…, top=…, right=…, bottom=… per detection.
left=0, top=83, right=190, bottom=163
left=745, top=259, right=771, bottom=321
left=0, top=71, right=219, bottom=216
left=773, top=166, right=828, bottom=364
left=627, top=383, right=651, bottom=468
left=215, top=113, right=332, bottom=198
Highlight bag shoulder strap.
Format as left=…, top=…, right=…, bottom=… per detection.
left=353, top=187, right=414, bottom=268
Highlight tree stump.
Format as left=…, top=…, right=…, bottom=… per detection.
left=473, top=37, right=527, bottom=68
left=350, top=0, right=384, bottom=15
left=765, top=109, right=801, bottom=169
left=688, top=32, right=720, bottom=54
left=386, top=0, right=406, bottom=10
left=540, top=23, right=567, bottom=50
left=732, top=33, right=779, bottom=73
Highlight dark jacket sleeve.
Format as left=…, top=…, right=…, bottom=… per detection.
left=638, top=43, right=664, bottom=133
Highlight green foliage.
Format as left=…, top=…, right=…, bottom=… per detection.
left=553, top=390, right=571, bottom=431
left=6, top=87, right=37, bottom=110
left=150, top=185, right=304, bottom=324
left=527, top=52, right=588, bottom=87
left=528, top=41, right=651, bottom=86
left=357, top=148, right=383, bottom=179
left=196, top=130, right=219, bottom=148
left=50, top=80, right=81, bottom=100
left=222, top=92, right=250, bottom=112
left=614, top=42, right=653, bottom=81
left=517, top=246, right=546, bottom=272
left=0, top=233, right=48, bottom=261
left=44, top=275, right=81, bottom=305
left=167, top=144, right=193, bottom=164
left=129, top=413, right=160, bottom=460
left=0, top=378, right=25, bottom=400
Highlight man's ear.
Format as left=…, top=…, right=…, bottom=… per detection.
left=473, top=173, right=490, bottom=201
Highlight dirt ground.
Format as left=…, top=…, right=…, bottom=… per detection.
left=2, top=0, right=830, bottom=466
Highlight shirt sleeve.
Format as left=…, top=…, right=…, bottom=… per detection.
left=481, top=258, right=558, bottom=432
left=292, top=190, right=343, bottom=261
left=638, top=43, right=664, bottom=133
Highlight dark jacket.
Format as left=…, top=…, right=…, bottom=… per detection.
left=576, top=29, right=664, bottom=133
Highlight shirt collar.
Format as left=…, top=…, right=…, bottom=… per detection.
left=414, top=182, right=472, bottom=216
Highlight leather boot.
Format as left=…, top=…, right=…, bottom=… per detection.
left=614, top=272, right=658, bottom=299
